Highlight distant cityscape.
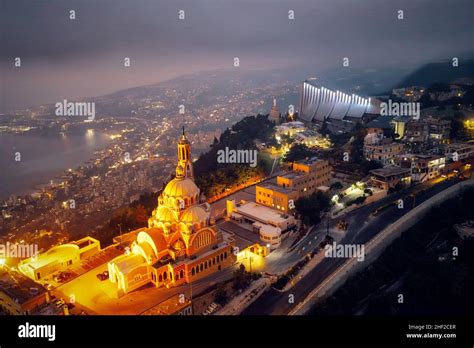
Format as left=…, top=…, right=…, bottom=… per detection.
left=1, top=4, right=474, bottom=343
left=1, top=70, right=474, bottom=317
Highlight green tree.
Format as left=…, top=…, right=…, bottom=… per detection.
left=330, top=182, right=343, bottom=190
left=283, top=143, right=316, bottom=163
left=295, top=191, right=330, bottom=226
left=214, top=285, right=228, bottom=306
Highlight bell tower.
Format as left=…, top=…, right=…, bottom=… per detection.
left=177, top=126, right=194, bottom=179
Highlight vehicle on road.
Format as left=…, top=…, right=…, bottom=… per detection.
left=337, top=220, right=349, bottom=231
left=55, top=299, right=66, bottom=308
left=203, top=302, right=221, bottom=315
left=319, top=235, right=334, bottom=249
left=371, top=201, right=396, bottom=216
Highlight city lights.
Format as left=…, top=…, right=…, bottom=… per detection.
left=0, top=2, right=473, bottom=345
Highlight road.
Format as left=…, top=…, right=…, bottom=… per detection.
left=242, top=177, right=462, bottom=315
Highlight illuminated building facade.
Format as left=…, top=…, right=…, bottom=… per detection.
left=364, top=140, right=404, bottom=165
left=0, top=268, right=67, bottom=315
left=107, top=131, right=236, bottom=295
left=269, top=98, right=281, bottom=124
left=299, top=81, right=379, bottom=126
left=226, top=200, right=297, bottom=250
left=425, top=116, right=451, bottom=144
left=369, top=166, right=412, bottom=191
left=256, top=157, right=331, bottom=212
left=465, top=119, right=474, bottom=131
left=364, top=115, right=410, bottom=140
left=404, top=120, right=428, bottom=144
left=396, top=154, right=446, bottom=182
left=445, top=143, right=474, bottom=161
left=275, top=121, right=306, bottom=139
left=18, top=236, right=101, bottom=281
left=294, top=129, right=331, bottom=148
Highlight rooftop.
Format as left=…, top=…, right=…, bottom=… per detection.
left=370, top=165, right=411, bottom=178
left=235, top=201, right=290, bottom=224
left=297, top=129, right=320, bottom=137
left=71, top=236, right=100, bottom=249
left=279, top=171, right=304, bottom=180
left=258, top=182, right=295, bottom=195
left=218, top=221, right=262, bottom=250
left=393, top=115, right=412, bottom=123
left=0, top=269, right=47, bottom=305
left=276, top=121, right=305, bottom=129
left=397, top=153, right=444, bottom=161
left=294, top=156, right=322, bottom=166
left=447, top=142, right=474, bottom=150
left=19, top=243, right=79, bottom=270
left=364, top=139, right=401, bottom=148
left=364, top=116, right=395, bottom=129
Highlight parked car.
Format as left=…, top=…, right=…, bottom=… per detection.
left=58, top=272, right=72, bottom=281
left=55, top=299, right=66, bottom=308
left=96, top=270, right=109, bottom=281
left=96, top=273, right=107, bottom=281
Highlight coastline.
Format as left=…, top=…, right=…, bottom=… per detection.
left=0, top=131, right=110, bottom=202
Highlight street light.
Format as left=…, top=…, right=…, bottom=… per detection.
left=241, top=251, right=253, bottom=273
left=189, top=279, right=194, bottom=315
left=118, top=223, right=122, bottom=239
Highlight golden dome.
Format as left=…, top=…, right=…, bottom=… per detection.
left=163, top=177, right=199, bottom=200
left=155, top=206, right=178, bottom=223
left=180, top=206, right=208, bottom=225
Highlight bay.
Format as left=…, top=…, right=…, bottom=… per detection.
left=0, top=131, right=110, bottom=201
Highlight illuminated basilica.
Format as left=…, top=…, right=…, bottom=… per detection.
left=108, top=130, right=236, bottom=295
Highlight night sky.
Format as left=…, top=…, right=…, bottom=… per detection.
left=1, top=0, right=473, bottom=111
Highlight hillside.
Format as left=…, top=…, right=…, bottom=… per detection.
left=394, top=59, right=474, bottom=88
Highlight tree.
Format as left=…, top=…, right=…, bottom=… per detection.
left=319, top=121, right=330, bottom=136
left=330, top=182, right=343, bottom=190
left=266, top=136, right=280, bottom=149
left=211, top=136, right=219, bottom=148
left=428, top=83, right=450, bottom=94
left=214, top=285, right=228, bottom=306
left=280, top=133, right=295, bottom=147
left=360, top=160, right=383, bottom=174
left=134, top=204, right=149, bottom=225
left=283, top=143, right=316, bottom=163
left=295, top=191, right=330, bottom=226
left=232, top=264, right=251, bottom=291
left=449, top=111, right=466, bottom=140
left=193, top=114, right=273, bottom=197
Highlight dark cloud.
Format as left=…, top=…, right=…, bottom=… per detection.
left=1, top=0, right=473, bottom=111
